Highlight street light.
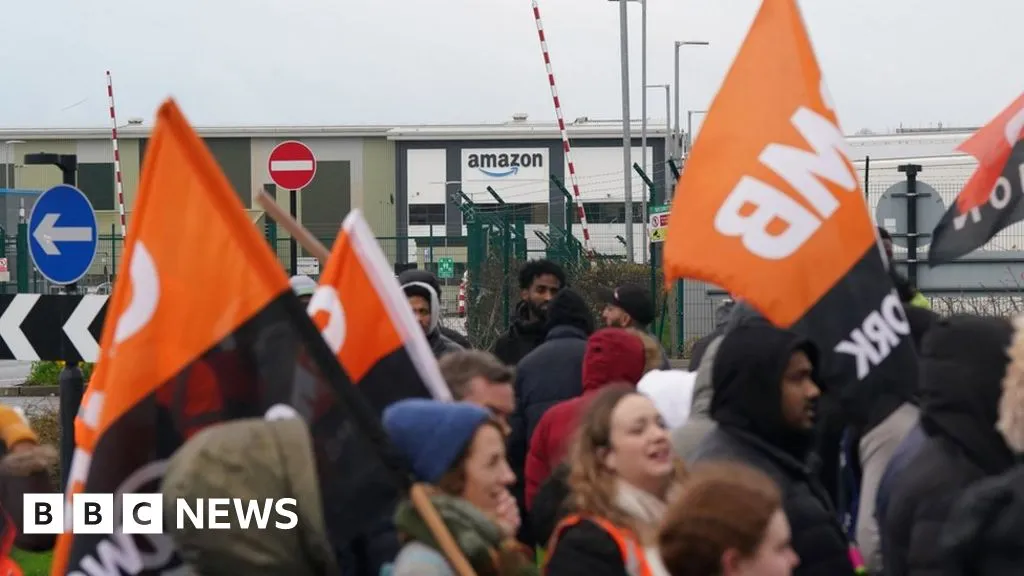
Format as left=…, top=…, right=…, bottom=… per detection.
left=605, top=0, right=640, bottom=261
left=24, top=153, right=77, bottom=187
left=686, top=109, right=709, bottom=159
left=643, top=84, right=670, bottom=264
left=673, top=40, right=710, bottom=193
left=2, top=141, right=24, bottom=190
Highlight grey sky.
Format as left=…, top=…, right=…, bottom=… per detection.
left=0, top=0, right=1020, bottom=132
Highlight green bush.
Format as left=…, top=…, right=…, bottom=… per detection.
left=25, top=361, right=93, bottom=386
left=26, top=408, right=61, bottom=488
left=467, top=255, right=678, bottom=356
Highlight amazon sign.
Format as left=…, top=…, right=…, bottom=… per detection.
left=461, top=148, right=549, bottom=202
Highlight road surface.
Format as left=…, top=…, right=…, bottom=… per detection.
left=0, top=361, right=58, bottom=415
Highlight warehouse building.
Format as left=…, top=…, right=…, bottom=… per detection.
left=0, top=120, right=984, bottom=310
left=390, top=115, right=672, bottom=276
left=0, top=125, right=397, bottom=287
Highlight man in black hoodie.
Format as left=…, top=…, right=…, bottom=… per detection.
left=882, top=315, right=1015, bottom=576
left=692, top=320, right=855, bottom=576
left=491, top=259, right=566, bottom=365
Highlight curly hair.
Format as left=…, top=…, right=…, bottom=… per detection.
left=566, top=385, right=687, bottom=542
left=518, top=259, right=566, bottom=290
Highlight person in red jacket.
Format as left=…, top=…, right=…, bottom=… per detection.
left=524, top=328, right=647, bottom=510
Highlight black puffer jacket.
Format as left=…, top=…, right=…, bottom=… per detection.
left=691, top=322, right=855, bottom=576
left=507, top=289, right=593, bottom=548
left=492, top=301, right=547, bottom=365
left=882, top=315, right=1015, bottom=576
left=942, top=464, right=1024, bottom=576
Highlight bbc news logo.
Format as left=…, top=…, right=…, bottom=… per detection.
left=23, top=494, right=299, bottom=534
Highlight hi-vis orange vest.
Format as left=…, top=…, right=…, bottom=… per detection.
left=547, top=514, right=654, bottom=576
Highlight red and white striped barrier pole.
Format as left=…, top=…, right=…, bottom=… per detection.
left=106, top=71, right=127, bottom=242
left=531, top=0, right=593, bottom=256
left=457, top=270, right=468, bottom=317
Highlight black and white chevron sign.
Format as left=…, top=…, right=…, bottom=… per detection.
left=0, top=295, right=108, bottom=363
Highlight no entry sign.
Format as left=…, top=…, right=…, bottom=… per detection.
left=268, top=140, right=317, bottom=190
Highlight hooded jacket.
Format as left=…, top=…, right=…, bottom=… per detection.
left=672, top=334, right=722, bottom=463
left=941, top=314, right=1024, bottom=575
left=398, top=269, right=472, bottom=349
left=161, top=417, right=341, bottom=576
left=400, top=276, right=464, bottom=360
left=686, top=300, right=735, bottom=371
left=882, top=315, right=1015, bottom=576
left=492, top=301, right=548, bottom=366
left=692, top=323, right=855, bottom=576
left=524, top=329, right=646, bottom=509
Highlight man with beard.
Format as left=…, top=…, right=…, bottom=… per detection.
left=598, top=283, right=670, bottom=368
left=692, top=320, right=856, bottom=576
left=491, top=259, right=565, bottom=365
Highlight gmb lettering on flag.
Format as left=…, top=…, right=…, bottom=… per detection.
left=52, top=100, right=409, bottom=576
left=928, top=93, right=1024, bottom=266
left=309, top=209, right=451, bottom=414
left=662, top=0, right=915, bottom=401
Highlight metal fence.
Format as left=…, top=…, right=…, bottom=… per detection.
left=14, top=156, right=1009, bottom=359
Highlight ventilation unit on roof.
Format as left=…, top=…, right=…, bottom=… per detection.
left=512, top=113, right=528, bottom=122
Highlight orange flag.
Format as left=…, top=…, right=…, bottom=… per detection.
left=663, top=0, right=913, bottom=392
left=310, top=210, right=451, bottom=412
left=53, top=100, right=407, bottom=576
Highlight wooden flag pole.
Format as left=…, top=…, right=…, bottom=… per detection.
left=257, top=190, right=478, bottom=576
left=257, top=190, right=330, bottom=263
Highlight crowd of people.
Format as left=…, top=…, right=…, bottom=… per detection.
left=275, top=256, right=1024, bottom=576
left=4, top=252, right=1024, bottom=576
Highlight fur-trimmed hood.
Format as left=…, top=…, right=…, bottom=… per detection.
left=998, top=315, right=1024, bottom=453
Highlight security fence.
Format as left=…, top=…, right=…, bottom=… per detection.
left=12, top=156, right=1012, bottom=360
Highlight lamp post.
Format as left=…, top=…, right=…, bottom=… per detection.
left=685, top=109, right=709, bottom=160
left=614, top=0, right=633, bottom=261
left=643, top=84, right=670, bottom=264
left=2, top=141, right=24, bottom=190
left=673, top=40, right=709, bottom=195
left=23, top=151, right=81, bottom=491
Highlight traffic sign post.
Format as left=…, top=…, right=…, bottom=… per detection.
left=268, top=141, right=317, bottom=276
left=26, top=183, right=95, bottom=490
left=437, top=257, right=455, bottom=279
left=29, top=184, right=98, bottom=287
left=647, top=204, right=670, bottom=243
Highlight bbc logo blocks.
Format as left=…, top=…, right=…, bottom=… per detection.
left=23, top=493, right=164, bottom=535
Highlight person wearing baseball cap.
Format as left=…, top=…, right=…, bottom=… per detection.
left=600, top=283, right=670, bottom=368
left=599, top=284, right=655, bottom=330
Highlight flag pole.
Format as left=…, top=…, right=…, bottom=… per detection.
left=257, top=190, right=330, bottom=262
left=257, top=189, right=479, bottom=576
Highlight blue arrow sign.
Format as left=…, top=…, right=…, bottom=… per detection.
left=29, top=184, right=98, bottom=286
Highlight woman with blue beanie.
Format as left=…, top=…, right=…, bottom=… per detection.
left=382, top=399, right=538, bottom=576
